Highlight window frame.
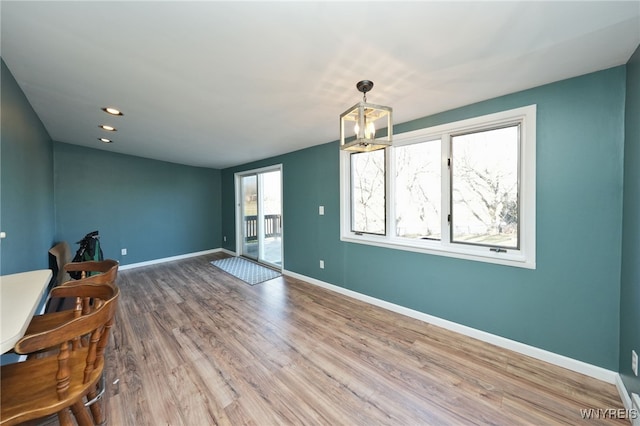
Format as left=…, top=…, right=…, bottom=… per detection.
left=339, top=105, right=536, bottom=269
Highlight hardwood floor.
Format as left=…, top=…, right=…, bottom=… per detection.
left=103, top=253, right=627, bottom=425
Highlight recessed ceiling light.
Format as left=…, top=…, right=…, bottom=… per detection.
left=99, top=125, right=117, bottom=131
left=98, top=137, right=113, bottom=143
left=102, top=107, right=123, bottom=116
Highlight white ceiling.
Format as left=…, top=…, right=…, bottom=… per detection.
left=2, top=1, right=639, bottom=169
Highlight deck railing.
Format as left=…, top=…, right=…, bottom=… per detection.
left=244, top=214, right=282, bottom=242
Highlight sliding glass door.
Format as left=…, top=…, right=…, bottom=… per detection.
left=237, top=166, right=282, bottom=268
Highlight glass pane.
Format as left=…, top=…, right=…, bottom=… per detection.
left=260, top=170, right=282, bottom=266
left=242, top=175, right=258, bottom=259
left=351, top=150, right=385, bottom=235
left=451, top=125, right=519, bottom=248
left=394, top=140, right=441, bottom=240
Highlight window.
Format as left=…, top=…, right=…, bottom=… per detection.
left=450, top=125, right=519, bottom=249
left=351, top=150, right=385, bottom=235
left=394, top=139, right=441, bottom=240
left=340, top=105, right=536, bottom=269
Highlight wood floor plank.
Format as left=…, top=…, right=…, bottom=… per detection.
left=166, top=362, right=232, bottom=426
left=98, top=253, right=627, bottom=425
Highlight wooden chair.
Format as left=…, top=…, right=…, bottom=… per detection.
left=0, top=282, right=120, bottom=426
left=22, top=260, right=119, bottom=425
left=48, top=241, right=72, bottom=286
left=44, top=259, right=119, bottom=318
left=46, top=242, right=73, bottom=313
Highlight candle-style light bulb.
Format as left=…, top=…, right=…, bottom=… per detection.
left=365, top=121, right=375, bottom=139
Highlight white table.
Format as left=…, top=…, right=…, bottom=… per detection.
left=0, top=269, right=52, bottom=353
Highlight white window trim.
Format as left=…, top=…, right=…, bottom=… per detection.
left=340, top=105, right=536, bottom=269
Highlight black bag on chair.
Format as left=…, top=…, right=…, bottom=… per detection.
left=70, top=230, right=104, bottom=279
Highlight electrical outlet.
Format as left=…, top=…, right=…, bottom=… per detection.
left=121, top=248, right=127, bottom=256
left=319, top=205, right=325, bottom=215
left=223, top=236, right=227, bottom=242
left=319, top=260, right=324, bottom=269
left=633, top=350, right=638, bottom=376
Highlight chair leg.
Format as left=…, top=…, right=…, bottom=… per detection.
left=87, top=384, right=106, bottom=425
left=70, top=400, right=94, bottom=426
left=57, top=407, right=74, bottom=426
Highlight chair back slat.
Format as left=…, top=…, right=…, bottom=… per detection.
left=63, top=259, right=118, bottom=275
left=55, top=341, right=71, bottom=399
left=57, top=261, right=118, bottom=289
left=51, top=282, right=116, bottom=300
left=83, top=326, right=102, bottom=384
left=96, top=316, right=114, bottom=361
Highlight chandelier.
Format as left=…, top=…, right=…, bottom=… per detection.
left=340, top=80, right=392, bottom=152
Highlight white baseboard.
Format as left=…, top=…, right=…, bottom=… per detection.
left=616, top=375, right=640, bottom=425
left=616, top=374, right=633, bottom=410
left=283, top=269, right=619, bottom=385
left=118, top=248, right=221, bottom=270
left=220, top=248, right=236, bottom=257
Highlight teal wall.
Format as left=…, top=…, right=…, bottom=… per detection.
left=620, top=45, right=640, bottom=396
left=222, top=66, right=627, bottom=370
left=0, top=59, right=55, bottom=275
left=53, top=142, right=222, bottom=265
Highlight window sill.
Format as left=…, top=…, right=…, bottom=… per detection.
left=340, top=234, right=536, bottom=269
